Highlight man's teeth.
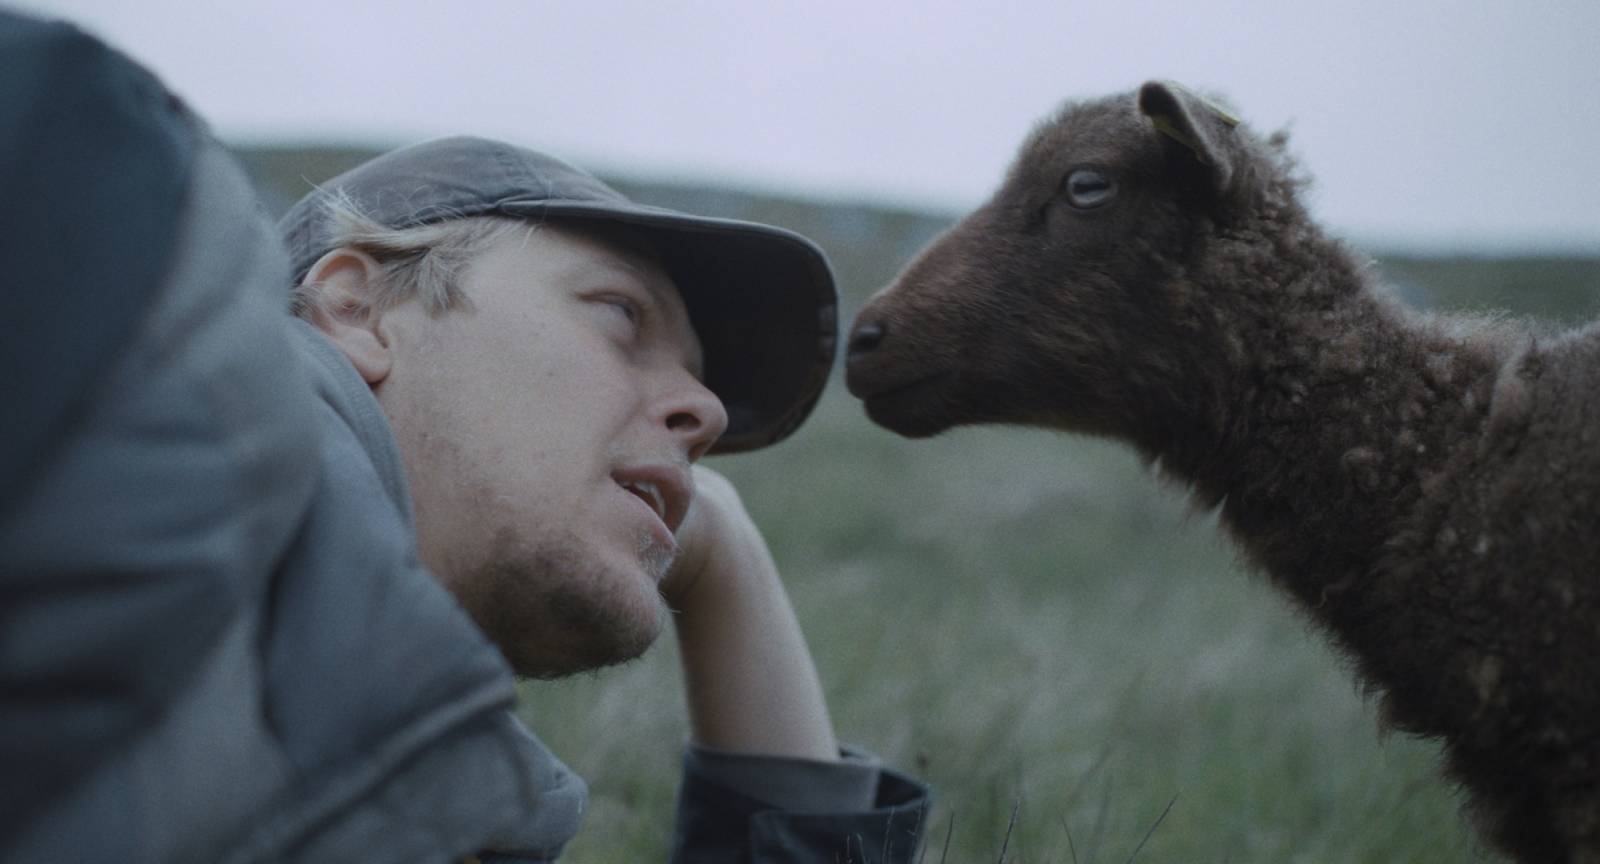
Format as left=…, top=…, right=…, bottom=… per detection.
left=625, top=481, right=665, bottom=520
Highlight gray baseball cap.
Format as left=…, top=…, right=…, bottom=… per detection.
left=278, top=135, right=837, bottom=454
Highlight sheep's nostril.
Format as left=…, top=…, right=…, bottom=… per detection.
left=848, top=321, right=887, bottom=358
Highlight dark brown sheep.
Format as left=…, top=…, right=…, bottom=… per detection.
left=845, top=80, right=1600, bottom=864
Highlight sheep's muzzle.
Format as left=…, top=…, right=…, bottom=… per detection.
left=844, top=312, right=962, bottom=437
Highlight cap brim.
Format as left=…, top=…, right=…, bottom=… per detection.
left=496, top=200, right=837, bottom=454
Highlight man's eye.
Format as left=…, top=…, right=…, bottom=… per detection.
left=606, top=298, right=639, bottom=322
left=593, top=295, right=646, bottom=335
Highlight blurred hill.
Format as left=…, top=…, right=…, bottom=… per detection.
left=235, top=145, right=1600, bottom=326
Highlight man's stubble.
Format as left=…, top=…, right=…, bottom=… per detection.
left=452, top=525, right=675, bottom=679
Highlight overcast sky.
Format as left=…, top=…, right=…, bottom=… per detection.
left=24, top=0, right=1600, bottom=251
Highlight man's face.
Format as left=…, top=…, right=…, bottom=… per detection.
left=372, top=223, right=727, bottom=678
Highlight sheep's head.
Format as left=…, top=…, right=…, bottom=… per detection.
left=846, top=81, right=1275, bottom=441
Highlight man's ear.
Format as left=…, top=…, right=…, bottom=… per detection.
left=1138, top=80, right=1240, bottom=193
left=301, top=247, right=393, bottom=385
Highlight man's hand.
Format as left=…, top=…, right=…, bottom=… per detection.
left=661, top=465, right=839, bottom=762
left=659, top=465, right=749, bottom=608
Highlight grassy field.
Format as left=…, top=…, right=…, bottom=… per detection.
left=237, top=145, right=1597, bottom=861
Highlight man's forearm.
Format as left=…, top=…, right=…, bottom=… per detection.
left=670, top=520, right=838, bottom=762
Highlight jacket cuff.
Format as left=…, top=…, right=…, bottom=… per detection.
left=683, top=743, right=881, bottom=812
left=671, top=744, right=931, bottom=863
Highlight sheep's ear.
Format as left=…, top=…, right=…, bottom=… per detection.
left=1138, top=80, right=1240, bottom=193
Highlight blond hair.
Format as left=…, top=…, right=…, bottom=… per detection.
left=290, top=191, right=530, bottom=319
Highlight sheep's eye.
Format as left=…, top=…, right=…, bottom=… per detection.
left=1064, top=168, right=1116, bottom=209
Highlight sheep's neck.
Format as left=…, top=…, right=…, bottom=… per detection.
left=1156, top=230, right=1508, bottom=615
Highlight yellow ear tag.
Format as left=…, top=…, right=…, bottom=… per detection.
left=1161, top=79, right=1241, bottom=127
left=1206, top=99, right=1241, bottom=128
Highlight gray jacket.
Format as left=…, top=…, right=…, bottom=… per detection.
left=2, top=13, right=928, bottom=864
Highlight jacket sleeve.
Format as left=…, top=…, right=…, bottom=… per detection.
left=0, top=12, right=320, bottom=854
left=668, top=745, right=932, bottom=864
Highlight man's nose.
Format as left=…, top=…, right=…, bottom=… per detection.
left=661, top=376, right=729, bottom=463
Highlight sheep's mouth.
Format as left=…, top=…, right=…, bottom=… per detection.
left=858, top=371, right=960, bottom=438
left=851, top=369, right=949, bottom=401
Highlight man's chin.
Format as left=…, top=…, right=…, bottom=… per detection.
left=451, top=530, right=670, bottom=679
left=503, top=594, right=666, bottom=680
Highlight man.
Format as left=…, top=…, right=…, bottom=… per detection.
left=277, top=139, right=933, bottom=860
left=0, top=12, right=927, bottom=863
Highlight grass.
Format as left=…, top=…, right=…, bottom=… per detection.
left=517, top=382, right=1507, bottom=863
